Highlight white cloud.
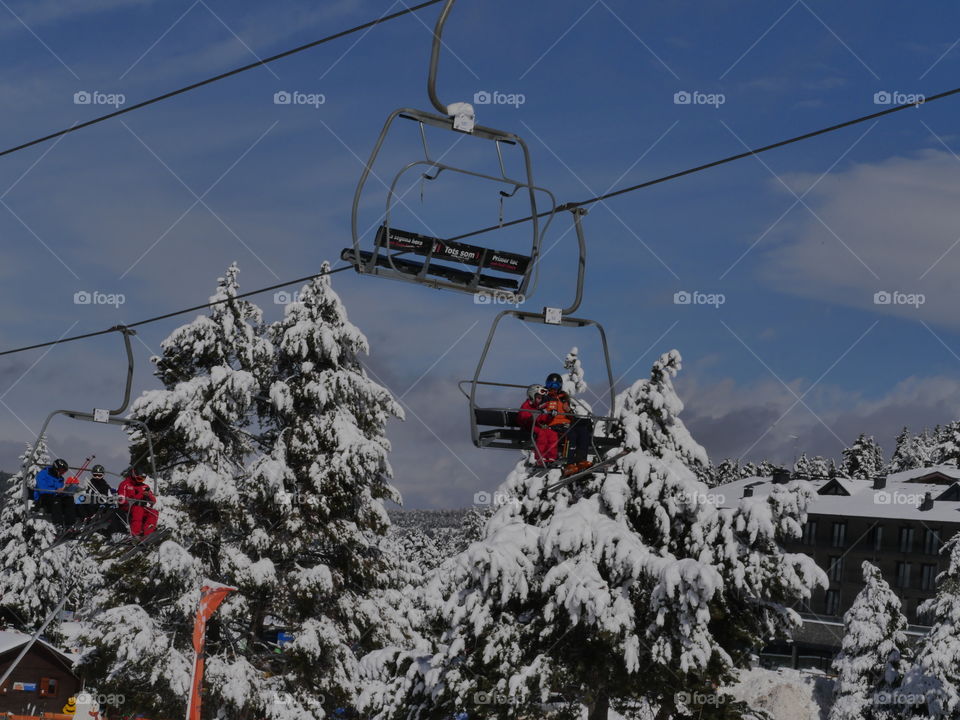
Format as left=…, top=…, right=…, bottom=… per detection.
left=679, top=370, right=960, bottom=467
left=758, top=148, right=960, bottom=328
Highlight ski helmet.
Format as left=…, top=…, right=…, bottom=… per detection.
left=545, top=373, right=563, bottom=390
left=91, top=464, right=105, bottom=477
left=52, top=458, right=69, bottom=474
left=527, top=384, right=547, bottom=401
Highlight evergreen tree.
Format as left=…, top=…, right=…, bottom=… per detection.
left=793, top=453, right=812, bottom=477
left=807, top=456, right=832, bottom=479
left=78, top=263, right=272, bottom=715
left=756, top=460, right=779, bottom=477
left=916, top=428, right=937, bottom=468
left=80, top=264, right=405, bottom=718
left=0, top=439, right=85, bottom=628
left=841, top=434, right=885, bottom=479
left=250, top=265, right=411, bottom=691
left=902, top=536, right=960, bottom=719
left=361, top=351, right=824, bottom=720
left=710, top=458, right=742, bottom=486
left=933, top=421, right=960, bottom=467
left=829, top=562, right=909, bottom=720
left=889, top=427, right=918, bottom=474
left=562, top=346, right=588, bottom=397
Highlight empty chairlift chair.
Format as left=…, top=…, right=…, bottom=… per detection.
left=342, top=0, right=556, bottom=301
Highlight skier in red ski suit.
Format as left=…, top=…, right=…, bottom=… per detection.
left=117, top=470, right=158, bottom=537
left=517, top=384, right=559, bottom=466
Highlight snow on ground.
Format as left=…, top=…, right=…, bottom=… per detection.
left=725, top=666, right=834, bottom=720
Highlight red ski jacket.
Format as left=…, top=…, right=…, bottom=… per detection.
left=517, top=398, right=551, bottom=429
left=118, top=476, right=156, bottom=509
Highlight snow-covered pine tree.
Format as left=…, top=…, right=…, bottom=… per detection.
left=889, top=427, right=921, bottom=474
left=740, top=461, right=759, bottom=478
left=902, top=535, right=960, bottom=719
left=756, top=460, right=779, bottom=476
left=242, top=265, right=411, bottom=710
left=709, top=458, right=742, bottom=487
left=841, top=434, right=885, bottom=479
left=82, top=264, right=410, bottom=718
left=794, top=452, right=812, bottom=477
left=562, top=346, right=588, bottom=397
left=932, top=421, right=960, bottom=467
left=916, top=428, right=937, bottom=468
left=807, top=456, right=832, bottom=479
left=829, top=562, right=909, bottom=720
left=361, top=350, right=823, bottom=720
left=0, top=439, right=82, bottom=627
left=77, top=263, right=278, bottom=715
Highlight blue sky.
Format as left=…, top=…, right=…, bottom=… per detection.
left=2, top=0, right=960, bottom=507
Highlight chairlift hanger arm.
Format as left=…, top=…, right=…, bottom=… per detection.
left=427, top=0, right=457, bottom=115
left=109, top=325, right=136, bottom=416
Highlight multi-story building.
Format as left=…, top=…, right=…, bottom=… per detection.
left=715, top=465, right=960, bottom=670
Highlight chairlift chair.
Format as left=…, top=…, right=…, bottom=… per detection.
left=461, top=209, right=623, bottom=467
left=342, top=0, right=556, bottom=301
left=22, top=326, right=160, bottom=511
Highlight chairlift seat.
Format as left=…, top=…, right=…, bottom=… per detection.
left=473, top=406, right=621, bottom=452
left=342, top=225, right=530, bottom=293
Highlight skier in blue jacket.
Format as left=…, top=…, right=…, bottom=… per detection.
left=33, top=458, right=76, bottom=527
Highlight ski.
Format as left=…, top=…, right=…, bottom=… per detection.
left=41, top=515, right=115, bottom=554
left=545, top=450, right=630, bottom=492
left=110, top=528, right=172, bottom=562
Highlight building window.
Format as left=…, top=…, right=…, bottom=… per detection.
left=825, top=589, right=841, bottom=615
left=896, top=562, right=913, bottom=589
left=921, top=564, right=938, bottom=591
left=899, top=527, right=915, bottom=553
left=872, top=525, right=884, bottom=552
left=829, top=556, right=844, bottom=583
left=832, top=521, right=847, bottom=548
left=924, top=528, right=942, bottom=555
left=802, top=520, right=818, bottom=545
left=38, top=678, right=57, bottom=698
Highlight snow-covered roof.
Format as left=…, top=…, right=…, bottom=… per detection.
left=886, top=465, right=960, bottom=484
left=0, top=629, right=74, bottom=662
left=714, top=470, right=960, bottom=524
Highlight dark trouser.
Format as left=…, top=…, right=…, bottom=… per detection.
left=556, top=419, right=593, bottom=463
left=37, top=493, right=77, bottom=527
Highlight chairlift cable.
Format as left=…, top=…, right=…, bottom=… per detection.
left=0, top=0, right=446, bottom=160
left=0, top=265, right=352, bottom=357
left=446, top=87, right=960, bottom=244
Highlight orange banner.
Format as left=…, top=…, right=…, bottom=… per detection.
left=186, top=581, right=235, bottom=720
